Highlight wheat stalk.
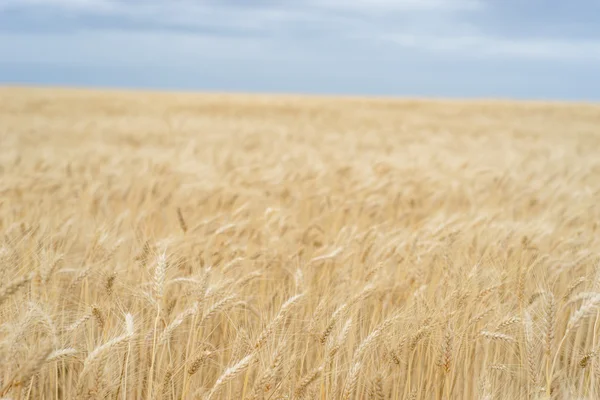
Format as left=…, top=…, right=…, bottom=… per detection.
left=254, top=294, right=304, bottom=349
left=205, top=353, right=256, bottom=400
left=159, top=301, right=199, bottom=344
left=0, top=275, right=31, bottom=306
left=79, top=313, right=135, bottom=381
left=294, top=365, right=323, bottom=399
left=343, top=313, right=399, bottom=399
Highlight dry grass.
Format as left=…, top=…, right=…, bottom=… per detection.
left=1, top=87, right=600, bottom=399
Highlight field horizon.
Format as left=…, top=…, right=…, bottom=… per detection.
left=4, top=85, right=600, bottom=107
left=1, top=87, right=600, bottom=399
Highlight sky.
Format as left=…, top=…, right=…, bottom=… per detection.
left=1, top=0, right=600, bottom=101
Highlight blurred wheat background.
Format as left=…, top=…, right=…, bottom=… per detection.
left=1, top=87, right=600, bottom=399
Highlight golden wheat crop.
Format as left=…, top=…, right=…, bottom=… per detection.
left=1, top=87, right=600, bottom=399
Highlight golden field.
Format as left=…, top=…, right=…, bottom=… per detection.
left=1, top=87, right=600, bottom=399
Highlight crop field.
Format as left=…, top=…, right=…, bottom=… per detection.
left=1, top=87, right=600, bottom=399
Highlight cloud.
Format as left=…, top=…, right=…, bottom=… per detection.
left=0, top=1, right=360, bottom=37
left=382, top=34, right=600, bottom=61
left=3, top=0, right=600, bottom=100
left=0, top=0, right=480, bottom=31
left=0, top=29, right=275, bottom=67
left=309, top=0, right=483, bottom=12
left=1, top=0, right=483, bottom=12
left=0, top=0, right=116, bottom=12
left=1, top=0, right=600, bottom=64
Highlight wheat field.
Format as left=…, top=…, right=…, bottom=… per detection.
left=1, top=87, right=600, bottom=399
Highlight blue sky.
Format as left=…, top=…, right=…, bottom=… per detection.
left=1, top=0, right=599, bottom=100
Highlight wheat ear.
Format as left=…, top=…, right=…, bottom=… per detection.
left=254, top=294, right=304, bottom=349
left=205, top=353, right=256, bottom=400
